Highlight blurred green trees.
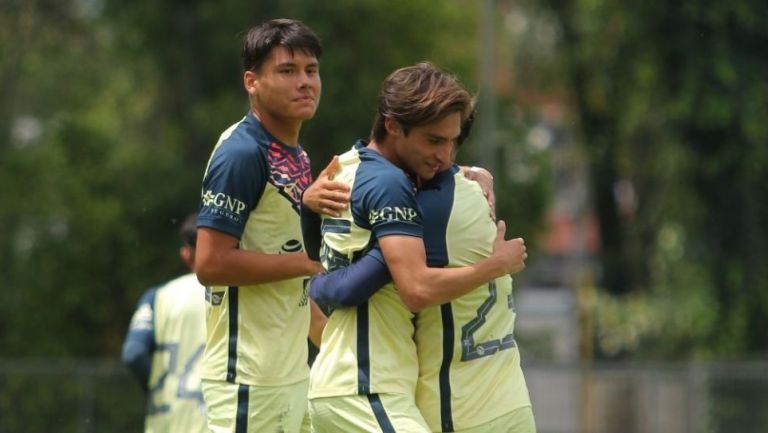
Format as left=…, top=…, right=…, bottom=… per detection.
left=0, top=0, right=537, bottom=357
left=542, top=0, right=768, bottom=358
left=1, top=0, right=766, bottom=362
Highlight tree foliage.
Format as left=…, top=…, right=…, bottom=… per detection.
left=4, top=0, right=764, bottom=363
left=541, top=0, right=768, bottom=357
left=0, top=0, right=551, bottom=357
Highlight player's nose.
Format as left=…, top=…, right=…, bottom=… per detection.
left=436, top=143, right=452, bottom=164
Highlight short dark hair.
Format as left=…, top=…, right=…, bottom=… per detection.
left=242, top=18, right=322, bottom=72
left=180, top=212, right=198, bottom=249
left=370, top=62, right=474, bottom=142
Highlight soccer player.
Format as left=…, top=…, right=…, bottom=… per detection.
left=309, top=114, right=537, bottom=432
left=194, top=19, right=344, bottom=433
left=122, top=212, right=208, bottom=433
left=304, top=62, right=528, bottom=432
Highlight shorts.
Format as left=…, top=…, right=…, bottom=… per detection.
left=202, top=378, right=309, bottom=433
left=310, top=393, right=430, bottom=433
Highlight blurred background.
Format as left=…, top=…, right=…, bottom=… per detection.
left=1, top=0, right=767, bottom=432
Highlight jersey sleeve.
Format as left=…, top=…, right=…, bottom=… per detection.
left=354, top=168, right=423, bottom=239
left=309, top=248, right=391, bottom=309
left=121, top=286, right=159, bottom=392
left=198, top=143, right=268, bottom=239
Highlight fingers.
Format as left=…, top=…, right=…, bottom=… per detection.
left=320, top=155, right=341, bottom=180
left=520, top=240, right=528, bottom=261
left=319, top=199, right=349, bottom=217
left=317, top=189, right=351, bottom=203
left=307, top=156, right=351, bottom=218
left=496, top=219, right=507, bottom=238
left=486, top=191, right=496, bottom=220
left=490, top=220, right=529, bottom=274
left=316, top=158, right=350, bottom=193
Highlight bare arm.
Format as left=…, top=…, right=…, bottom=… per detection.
left=195, top=227, right=323, bottom=286
left=308, top=299, right=327, bottom=348
left=379, top=220, right=526, bottom=312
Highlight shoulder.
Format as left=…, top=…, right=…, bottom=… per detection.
left=214, top=120, right=269, bottom=160
left=452, top=170, right=486, bottom=203
left=357, top=154, right=412, bottom=191
left=211, top=113, right=289, bottom=165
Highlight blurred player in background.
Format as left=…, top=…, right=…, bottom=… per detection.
left=194, top=18, right=347, bottom=433
left=122, top=212, right=207, bottom=433
left=303, top=62, right=527, bottom=432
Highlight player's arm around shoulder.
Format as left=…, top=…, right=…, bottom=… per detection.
left=195, top=227, right=322, bottom=287
left=302, top=155, right=351, bottom=218
left=461, top=165, right=496, bottom=219
left=378, top=221, right=526, bottom=312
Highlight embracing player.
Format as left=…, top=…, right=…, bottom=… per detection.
left=304, top=62, right=528, bottom=432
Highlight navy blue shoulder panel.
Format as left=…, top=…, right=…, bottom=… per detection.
left=198, top=112, right=271, bottom=239
left=417, top=165, right=460, bottom=267
left=349, top=143, right=423, bottom=238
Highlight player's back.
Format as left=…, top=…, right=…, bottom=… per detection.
left=415, top=167, right=531, bottom=431
left=146, top=273, right=207, bottom=433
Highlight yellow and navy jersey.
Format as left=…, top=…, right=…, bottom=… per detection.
left=309, top=140, right=423, bottom=399
left=197, top=111, right=312, bottom=387
left=121, top=273, right=208, bottom=433
left=415, top=166, right=531, bottom=431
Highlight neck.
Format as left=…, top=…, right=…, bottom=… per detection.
left=367, top=139, right=398, bottom=165
left=252, top=107, right=301, bottom=146
left=368, top=138, right=415, bottom=177
left=369, top=139, right=421, bottom=187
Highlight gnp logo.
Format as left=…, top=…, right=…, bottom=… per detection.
left=202, top=190, right=247, bottom=216
left=369, top=206, right=418, bottom=225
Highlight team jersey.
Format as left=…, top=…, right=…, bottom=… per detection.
left=197, top=111, right=312, bottom=387
left=122, top=273, right=208, bottom=433
left=308, top=140, right=424, bottom=399
left=415, top=166, right=531, bottom=431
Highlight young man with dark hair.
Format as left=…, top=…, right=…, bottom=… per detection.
left=195, top=19, right=343, bottom=433
left=122, top=212, right=208, bottom=433
left=304, top=62, right=528, bottom=432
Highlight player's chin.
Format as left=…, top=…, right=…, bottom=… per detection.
left=293, top=106, right=318, bottom=120
left=419, top=169, right=438, bottom=181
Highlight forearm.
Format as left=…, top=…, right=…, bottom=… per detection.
left=380, top=235, right=507, bottom=311
left=309, top=253, right=391, bottom=308
left=196, top=227, right=320, bottom=286
left=394, top=257, right=506, bottom=311
left=197, top=249, right=317, bottom=287
left=308, top=300, right=327, bottom=348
